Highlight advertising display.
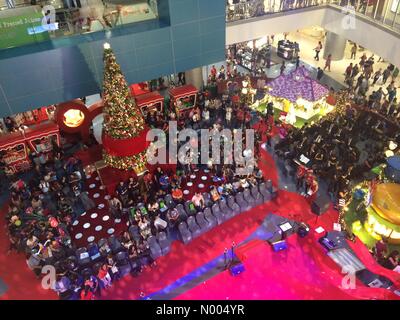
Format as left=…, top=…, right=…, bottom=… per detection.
left=0, top=8, right=50, bottom=49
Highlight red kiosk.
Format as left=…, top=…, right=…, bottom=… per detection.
left=24, top=121, right=60, bottom=155
left=169, top=85, right=198, bottom=118
left=134, top=91, right=164, bottom=117
left=0, top=131, right=31, bottom=175
left=130, top=83, right=150, bottom=97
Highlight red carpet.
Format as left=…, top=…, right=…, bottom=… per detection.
left=69, top=172, right=128, bottom=248
left=74, top=144, right=103, bottom=167
left=175, top=236, right=357, bottom=300
left=175, top=220, right=400, bottom=300
left=1, top=125, right=399, bottom=299
left=180, top=169, right=222, bottom=201
left=98, top=190, right=341, bottom=300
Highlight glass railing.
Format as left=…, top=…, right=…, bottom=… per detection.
left=0, top=0, right=159, bottom=51
left=226, top=0, right=328, bottom=22
left=226, top=0, right=400, bottom=33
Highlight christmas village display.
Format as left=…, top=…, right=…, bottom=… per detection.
left=253, top=67, right=333, bottom=126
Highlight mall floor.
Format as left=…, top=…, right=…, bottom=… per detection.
left=212, top=28, right=400, bottom=94
left=274, top=29, right=400, bottom=93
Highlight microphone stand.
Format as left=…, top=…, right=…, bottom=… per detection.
left=223, top=248, right=228, bottom=270
left=228, top=241, right=236, bottom=268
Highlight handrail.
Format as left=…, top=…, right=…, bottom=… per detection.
left=226, top=0, right=400, bottom=35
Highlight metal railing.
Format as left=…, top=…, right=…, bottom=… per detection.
left=226, top=0, right=400, bottom=33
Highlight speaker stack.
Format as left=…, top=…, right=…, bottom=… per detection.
left=311, top=195, right=331, bottom=216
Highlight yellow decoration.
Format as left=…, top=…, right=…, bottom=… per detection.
left=371, top=183, right=400, bottom=225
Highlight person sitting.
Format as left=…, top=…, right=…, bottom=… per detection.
left=373, top=238, right=388, bottom=265
left=109, top=196, right=122, bottom=219
left=120, top=231, right=134, bottom=250
left=97, top=264, right=112, bottom=289
left=383, top=250, right=399, bottom=270
left=210, top=185, right=221, bottom=202
left=166, top=207, right=180, bottom=229
left=153, top=213, right=168, bottom=232
left=159, top=174, right=170, bottom=191
left=80, top=285, right=95, bottom=300
left=106, top=254, right=119, bottom=281
left=171, top=186, right=183, bottom=203
left=138, top=216, right=151, bottom=239
left=115, top=181, right=128, bottom=206
left=191, top=192, right=205, bottom=211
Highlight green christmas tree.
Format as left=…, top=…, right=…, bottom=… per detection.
left=102, top=43, right=147, bottom=172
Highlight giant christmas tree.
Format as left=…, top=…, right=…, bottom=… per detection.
left=102, top=43, right=148, bottom=173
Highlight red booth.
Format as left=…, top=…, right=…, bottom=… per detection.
left=134, top=91, right=164, bottom=117
left=24, top=121, right=60, bottom=156
left=130, top=83, right=150, bottom=97
left=0, top=132, right=31, bottom=175
left=169, top=85, right=198, bottom=118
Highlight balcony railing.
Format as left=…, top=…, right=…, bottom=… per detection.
left=226, top=0, right=400, bottom=33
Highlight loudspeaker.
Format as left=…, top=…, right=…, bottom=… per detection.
left=311, top=195, right=331, bottom=216
left=356, top=269, right=393, bottom=288
left=319, top=236, right=336, bottom=251
left=229, top=263, right=245, bottom=276
left=271, top=240, right=287, bottom=252
left=297, top=222, right=310, bottom=238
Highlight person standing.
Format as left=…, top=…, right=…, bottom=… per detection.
left=345, top=63, right=353, bottom=81
left=314, top=41, right=322, bottom=61
left=280, top=60, right=286, bottom=75
left=392, top=66, right=399, bottom=82
left=210, top=65, right=217, bottom=81
left=350, top=64, right=359, bottom=79
left=382, top=67, right=391, bottom=84
left=350, top=43, right=357, bottom=59
left=324, top=54, right=332, bottom=71
left=372, top=68, right=382, bottom=85
left=316, top=67, right=324, bottom=81
left=295, top=55, right=300, bottom=69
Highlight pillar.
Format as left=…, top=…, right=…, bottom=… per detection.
left=323, top=31, right=347, bottom=61
left=185, top=67, right=204, bottom=90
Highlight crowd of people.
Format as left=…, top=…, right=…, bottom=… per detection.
left=2, top=78, right=272, bottom=299
left=343, top=51, right=398, bottom=104
left=275, top=94, right=399, bottom=203
left=372, top=239, right=400, bottom=272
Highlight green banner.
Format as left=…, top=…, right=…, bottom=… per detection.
left=0, top=12, right=50, bottom=49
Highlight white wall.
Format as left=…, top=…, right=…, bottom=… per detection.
left=226, top=6, right=400, bottom=67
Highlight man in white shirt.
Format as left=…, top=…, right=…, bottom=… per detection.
left=191, top=192, right=205, bottom=210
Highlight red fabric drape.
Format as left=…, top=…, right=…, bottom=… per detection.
left=102, top=128, right=150, bottom=157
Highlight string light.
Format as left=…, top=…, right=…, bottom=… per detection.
left=102, top=44, right=147, bottom=173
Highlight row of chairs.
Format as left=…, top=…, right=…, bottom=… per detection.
left=128, top=225, right=171, bottom=260
left=176, top=180, right=278, bottom=244
left=71, top=231, right=171, bottom=280
left=52, top=179, right=277, bottom=298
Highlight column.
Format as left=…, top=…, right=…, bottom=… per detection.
left=323, top=31, right=347, bottom=61
left=185, top=67, right=204, bottom=90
